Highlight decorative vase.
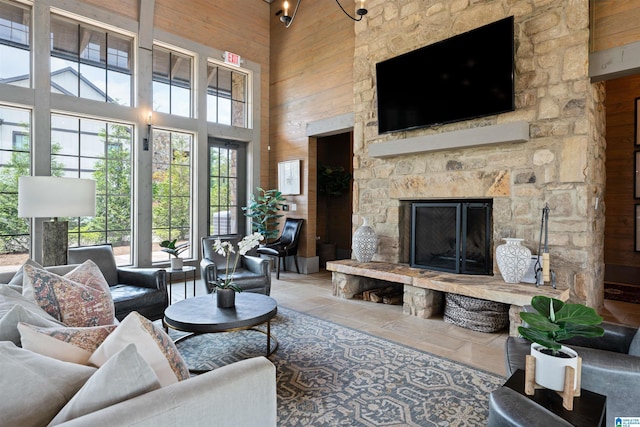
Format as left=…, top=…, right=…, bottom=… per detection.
left=170, top=258, right=183, bottom=270
left=496, top=238, right=531, bottom=283
left=352, top=218, right=378, bottom=262
left=530, top=343, right=579, bottom=392
left=216, top=288, right=236, bottom=308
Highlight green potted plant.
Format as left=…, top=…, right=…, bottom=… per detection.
left=317, top=164, right=352, bottom=265
left=159, top=239, right=189, bottom=270
left=242, top=187, right=286, bottom=242
left=518, top=295, right=604, bottom=391
left=210, top=232, right=264, bottom=307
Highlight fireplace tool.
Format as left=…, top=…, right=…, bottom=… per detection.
left=534, top=203, right=556, bottom=288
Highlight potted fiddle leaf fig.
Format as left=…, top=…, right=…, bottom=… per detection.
left=160, top=239, right=189, bottom=270
left=242, top=187, right=285, bottom=242
left=518, top=295, right=604, bottom=391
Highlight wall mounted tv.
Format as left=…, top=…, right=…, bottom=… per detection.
left=376, top=16, right=515, bottom=134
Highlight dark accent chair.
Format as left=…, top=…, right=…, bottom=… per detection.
left=256, top=218, right=304, bottom=279
left=489, top=318, right=640, bottom=427
left=200, top=236, right=271, bottom=295
left=68, top=244, right=168, bottom=321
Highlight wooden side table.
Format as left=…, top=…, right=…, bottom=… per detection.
left=166, top=266, right=197, bottom=303
left=497, top=369, right=606, bottom=427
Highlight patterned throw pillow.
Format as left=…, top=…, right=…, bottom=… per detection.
left=18, top=323, right=117, bottom=365
left=22, top=261, right=115, bottom=327
left=89, top=311, right=190, bottom=387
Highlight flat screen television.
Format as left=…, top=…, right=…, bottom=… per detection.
left=376, top=16, right=515, bottom=134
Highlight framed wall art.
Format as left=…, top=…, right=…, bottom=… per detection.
left=278, top=160, right=301, bottom=195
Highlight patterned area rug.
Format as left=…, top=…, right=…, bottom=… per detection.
left=171, top=307, right=504, bottom=426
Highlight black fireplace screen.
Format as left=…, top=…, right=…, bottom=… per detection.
left=410, top=200, right=492, bottom=275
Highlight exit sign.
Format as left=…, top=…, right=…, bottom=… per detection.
left=224, top=51, right=241, bottom=67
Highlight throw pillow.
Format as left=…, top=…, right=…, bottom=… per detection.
left=0, top=304, right=63, bottom=345
left=7, top=258, right=43, bottom=290
left=89, top=311, right=190, bottom=386
left=0, top=284, right=64, bottom=344
left=0, top=341, right=96, bottom=427
left=49, top=343, right=161, bottom=425
left=18, top=322, right=116, bottom=365
left=22, top=262, right=115, bottom=327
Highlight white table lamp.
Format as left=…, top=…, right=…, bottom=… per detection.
left=18, top=176, right=96, bottom=266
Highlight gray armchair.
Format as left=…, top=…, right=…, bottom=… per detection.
left=68, top=244, right=168, bottom=322
left=490, top=321, right=640, bottom=427
left=200, top=236, right=271, bottom=295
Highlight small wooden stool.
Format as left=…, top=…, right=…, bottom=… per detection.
left=524, top=354, right=583, bottom=410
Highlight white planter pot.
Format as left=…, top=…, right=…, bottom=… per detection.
left=496, top=238, right=531, bottom=283
left=530, top=343, right=579, bottom=392
left=170, top=258, right=183, bottom=270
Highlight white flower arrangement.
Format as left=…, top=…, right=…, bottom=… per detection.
left=212, top=232, right=264, bottom=291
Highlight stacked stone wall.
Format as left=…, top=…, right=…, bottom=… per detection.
left=352, top=0, right=606, bottom=308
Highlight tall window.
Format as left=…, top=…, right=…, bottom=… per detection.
left=0, top=0, right=30, bottom=86
left=208, top=140, right=246, bottom=236
left=152, top=45, right=192, bottom=117
left=0, top=105, right=30, bottom=264
left=152, top=130, right=193, bottom=262
left=50, top=14, right=133, bottom=106
left=207, top=62, right=247, bottom=127
left=51, top=114, right=133, bottom=264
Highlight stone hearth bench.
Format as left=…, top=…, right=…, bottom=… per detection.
left=326, top=260, right=570, bottom=336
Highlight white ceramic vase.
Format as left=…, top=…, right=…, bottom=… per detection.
left=496, top=238, right=531, bottom=283
left=530, top=343, right=579, bottom=392
left=352, top=218, right=378, bottom=262
left=170, top=258, right=183, bottom=270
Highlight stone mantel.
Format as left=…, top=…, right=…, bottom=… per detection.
left=368, top=121, right=530, bottom=158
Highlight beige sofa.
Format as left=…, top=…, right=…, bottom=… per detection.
left=0, top=265, right=278, bottom=427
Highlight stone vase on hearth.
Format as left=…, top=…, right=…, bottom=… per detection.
left=352, top=217, right=377, bottom=262
left=496, top=238, right=531, bottom=283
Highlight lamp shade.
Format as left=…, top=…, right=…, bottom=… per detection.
left=18, top=176, right=96, bottom=218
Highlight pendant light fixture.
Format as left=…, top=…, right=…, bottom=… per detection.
left=280, top=0, right=367, bottom=28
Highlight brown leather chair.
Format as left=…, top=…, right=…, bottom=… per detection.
left=256, top=218, right=304, bottom=279
left=68, top=244, right=168, bottom=321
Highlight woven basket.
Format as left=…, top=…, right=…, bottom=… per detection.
left=443, top=293, right=509, bottom=333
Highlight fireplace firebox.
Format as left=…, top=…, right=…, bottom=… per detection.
left=410, top=200, right=492, bottom=275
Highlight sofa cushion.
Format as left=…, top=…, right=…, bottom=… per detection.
left=18, top=323, right=116, bottom=364
left=0, top=341, right=96, bottom=427
left=67, top=244, right=119, bottom=286
left=89, top=311, right=190, bottom=386
left=629, top=328, right=640, bottom=356
left=49, top=343, right=161, bottom=425
left=0, top=284, right=64, bottom=344
left=22, top=262, right=115, bottom=327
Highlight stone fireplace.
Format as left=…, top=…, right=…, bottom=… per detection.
left=352, top=0, right=607, bottom=308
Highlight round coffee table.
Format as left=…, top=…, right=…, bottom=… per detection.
left=164, top=293, right=278, bottom=365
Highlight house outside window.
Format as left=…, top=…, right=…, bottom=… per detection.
left=152, top=45, right=193, bottom=117
left=51, top=114, right=133, bottom=265
left=151, top=129, right=193, bottom=262
left=50, top=14, right=133, bottom=106
left=207, top=62, right=248, bottom=127
left=0, top=105, right=30, bottom=263
left=0, top=0, right=30, bottom=87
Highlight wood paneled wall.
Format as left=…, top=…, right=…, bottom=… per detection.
left=591, top=0, right=640, bottom=51
left=604, top=76, right=640, bottom=267
left=269, top=1, right=356, bottom=258
left=593, top=1, right=640, bottom=276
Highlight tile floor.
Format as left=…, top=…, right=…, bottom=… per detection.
left=171, top=269, right=640, bottom=378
